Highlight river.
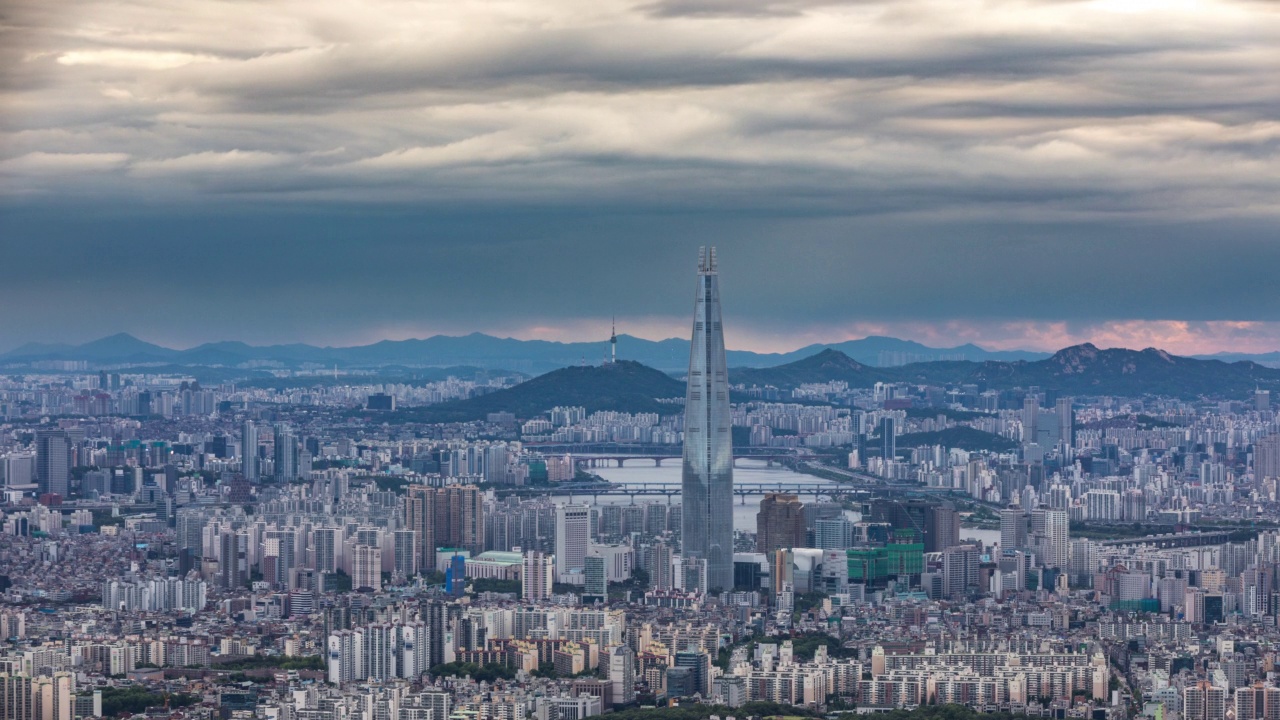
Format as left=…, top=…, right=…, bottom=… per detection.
left=553, top=459, right=856, bottom=532
left=554, top=459, right=1002, bottom=548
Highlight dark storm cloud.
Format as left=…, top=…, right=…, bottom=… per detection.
left=0, top=0, right=1278, bottom=351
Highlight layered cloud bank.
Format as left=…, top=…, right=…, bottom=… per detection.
left=1, top=0, right=1277, bottom=349
left=4, top=0, right=1277, bottom=214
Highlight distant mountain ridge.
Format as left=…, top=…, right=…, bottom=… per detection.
left=0, top=331, right=1051, bottom=371
left=5, top=332, right=1280, bottom=381
left=733, top=343, right=1280, bottom=399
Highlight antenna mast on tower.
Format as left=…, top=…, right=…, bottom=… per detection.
left=610, top=316, right=617, bottom=364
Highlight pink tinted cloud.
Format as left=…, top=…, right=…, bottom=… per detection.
left=751, top=320, right=1280, bottom=356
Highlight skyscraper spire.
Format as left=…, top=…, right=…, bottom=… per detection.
left=681, top=246, right=733, bottom=593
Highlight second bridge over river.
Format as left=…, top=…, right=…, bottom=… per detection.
left=523, top=481, right=856, bottom=503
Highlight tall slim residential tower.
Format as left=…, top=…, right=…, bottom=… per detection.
left=242, top=420, right=259, bottom=483
left=1056, top=397, right=1074, bottom=448
left=681, top=247, right=734, bottom=593
left=273, top=423, right=297, bottom=482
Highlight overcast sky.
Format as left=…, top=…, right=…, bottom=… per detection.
left=2, top=0, right=1278, bottom=355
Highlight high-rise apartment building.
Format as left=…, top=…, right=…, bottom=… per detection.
left=1000, top=507, right=1027, bottom=550
left=929, top=503, right=960, bottom=552
left=1085, top=490, right=1121, bottom=521
left=647, top=542, right=674, bottom=591
left=522, top=550, right=554, bottom=602
left=941, top=544, right=982, bottom=599
left=351, top=544, right=382, bottom=592
left=756, top=493, right=805, bottom=554
left=406, top=485, right=484, bottom=572
left=609, top=644, right=636, bottom=706
left=313, top=527, right=339, bottom=574
left=1030, top=507, right=1069, bottom=569
left=1255, top=434, right=1280, bottom=487
left=1185, top=681, right=1227, bottom=720
left=273, top=423, right=297, bottom=482
left=393, top=530, right=418, bottom=578
left=681, top=247, right=734, bottom=593
left=1022, top=395, right=1039, bottom=444
left=31, top=672, right=73, bottom=720
left=218, top=530, right=248, bottom=589
left=1056, top=397, right=1074, bottom=448
left=0, top=672, right=33, bottom=720
left=1234, top=683, right=1280, bottom=720
left=242, top=420, right=258, bottom=482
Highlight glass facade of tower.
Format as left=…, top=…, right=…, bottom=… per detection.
left=681, top=247, right=734, bottom=593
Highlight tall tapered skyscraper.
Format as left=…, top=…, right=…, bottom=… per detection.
left=681, top=246, right=734, bottom=592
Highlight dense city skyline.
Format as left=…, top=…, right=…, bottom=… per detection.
left=5, top=240, right=1280, bottom=720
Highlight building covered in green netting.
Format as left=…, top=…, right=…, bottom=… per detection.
left=847, top=529, right=924, bottom=586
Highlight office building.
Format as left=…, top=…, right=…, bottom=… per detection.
left=556, top=504, right=591, bottom=580
left=674, top=648, right=712, bottom=698
left=34, top=430, right=71, bottom=498
left=874, top=500, right=959, bottom=553
left=583, top=553, right=607, bottom=603
left=880, top=416, right=896, bottom=462
left=681, top=247, right=735, bottom=593
left=813, top=517, right=854, bottom=550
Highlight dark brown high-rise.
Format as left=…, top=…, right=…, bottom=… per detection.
left=756, top=493, right=806, bottom=554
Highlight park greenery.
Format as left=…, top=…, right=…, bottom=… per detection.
left=471, top=577, right=522, bottom=595
left=608, top=700, right=821, bottom=720
left=215, top=655, right=326, bottom=671
left=429, top=661, right=515, bottom=683
left=94, top=686, right=198, bottom=717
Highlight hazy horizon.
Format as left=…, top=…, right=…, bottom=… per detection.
left=6, top=324, right=1280, bottom=359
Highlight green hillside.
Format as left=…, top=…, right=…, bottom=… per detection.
left=386, top=361, right=685, bottom=423
left=893, top=426, right=1018, bottom=453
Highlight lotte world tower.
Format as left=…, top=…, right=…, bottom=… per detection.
left=681, top=247, right=734, bottom=593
